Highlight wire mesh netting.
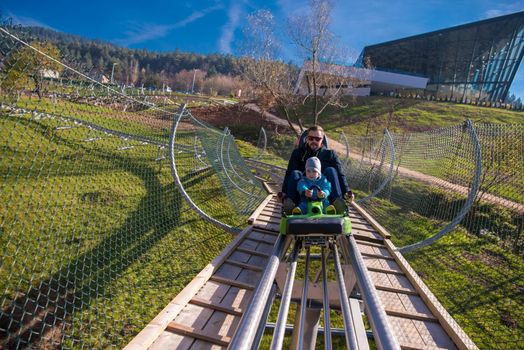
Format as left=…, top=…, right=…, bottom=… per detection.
left=344, top=122, right=523, bottom=349
left=0, top=26, right=265, bottom=349
left=1, top=20, right=524, bottom=350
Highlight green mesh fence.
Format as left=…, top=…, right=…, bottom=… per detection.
left=0, top=26, right=264, bottom=349
left=344, top=122, right=523, bottom=349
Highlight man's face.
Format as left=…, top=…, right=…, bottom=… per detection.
left=307, top=130, right=323, bottom=151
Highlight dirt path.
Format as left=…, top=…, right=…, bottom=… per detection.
left=245, top=104, right=523, bottom=214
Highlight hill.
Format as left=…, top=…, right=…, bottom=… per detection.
left=5, top=25, right=241, bottom=90
left=192, top=97, right=523, bottom=140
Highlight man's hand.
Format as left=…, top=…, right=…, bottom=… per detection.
left=344, top=191, right=355, bottom=202
left=277, top=192, right=285, bottom=203
left=305, top=189, right=313, bottom=198
left=318, top=190, right=325, bottom=199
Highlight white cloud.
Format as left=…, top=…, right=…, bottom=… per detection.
left=114, top=4, right=222, bottom=46
left=218, top=1, right=247, bottom=54
left=485, top=2, right=524, bottom=18
left=7, top=11, right=57, bottom=31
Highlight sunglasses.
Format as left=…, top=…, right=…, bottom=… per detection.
left=307, top=136, right=322, bottom=142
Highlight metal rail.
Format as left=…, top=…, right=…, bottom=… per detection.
left=333, top=242, right=360, bottom=350
left=169, top=104, right=241, bottom=234
left=228, top=234, right=288, bottom=349
left=270, top=240, right=300, bottom=350
left=346, top=235, right=400, bottom=350
left=321, top=246, right=332, bottom=350
left=297, top=245, right=311, bottom=350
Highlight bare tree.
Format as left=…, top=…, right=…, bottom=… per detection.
left=289, top=0, right=364, bottom=125
left=239, top=10, right=302, bottom=136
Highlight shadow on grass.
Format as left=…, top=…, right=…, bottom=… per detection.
left=0, top=119, right=224, bottom=348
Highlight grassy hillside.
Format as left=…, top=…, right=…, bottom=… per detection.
left=283, top=97, right=523, bottom=136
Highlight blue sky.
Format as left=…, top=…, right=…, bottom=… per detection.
left=4, top=0, right=524, bottom=99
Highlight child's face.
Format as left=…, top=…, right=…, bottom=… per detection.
left=306, top=168, right=320, bottom=180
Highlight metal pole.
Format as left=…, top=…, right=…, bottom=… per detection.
left=270, top=239, right=301, bottom=350
left=111, top=62, right=118, bottom=84
left=321, top=246, right=332, bottom=350
left=297, top=245, right=311, bottom=350
left=229, top=234, right=288, bottom=349
left=333, top=242, right=359, bottom=350
left=191, top=68, right=196, bottom=93
left=346, top=236, right=400, bottom=350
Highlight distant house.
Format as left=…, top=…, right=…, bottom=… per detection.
left=90, top=72, right=110, bottom=84
left=40, top=69, right=60, bottom=79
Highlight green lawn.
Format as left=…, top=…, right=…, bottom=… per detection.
left=0, top=104, right=259, bottom=348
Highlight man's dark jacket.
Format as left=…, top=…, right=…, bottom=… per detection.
left=282, top=145, right=350, bottom=195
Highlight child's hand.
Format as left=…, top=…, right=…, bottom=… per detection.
left=318, top=190, right=325, bottom=199
left=305, top=189, right=313, bottom=198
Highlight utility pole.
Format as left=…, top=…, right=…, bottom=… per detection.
left=191, top=68, right=197, bottom=94
left=111, top=62, right=118, bottom=84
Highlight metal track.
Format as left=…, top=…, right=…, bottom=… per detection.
left=126, top=179, right=478, bottom=350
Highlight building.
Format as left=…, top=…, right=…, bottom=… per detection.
left=360, top=11, right=524, bottom=102
left=294, top=60, right=428, bottom=97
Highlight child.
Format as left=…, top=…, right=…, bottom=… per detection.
left=292, top=157, right=336, bottom=215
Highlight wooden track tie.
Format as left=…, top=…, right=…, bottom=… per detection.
left=225, top=259, right=264, bottom=272
left=354, top=240, right=387, bottom=249
left=209, top=275, right=255, bottom=290
left=352, top=233, right=384, bottom=244
left=351, top=224, right=377, bottom=233
left=398, top=341, right=450, bottom=350
left=367, top=266, right=405, bottom=275
left=189, top=297, right=243, bottom=316
left=245, top=236, right=276, bottom=245
left=251, top=227, right=280, bottom=235
left=165, top=322, right=231, bottom=346
left=385, top=307, right=438, bottom=323
left=236, top=247, right=271, bottom=257
left=361, top=252, right=395, bottom=260
left=375, top=284, right=418, bottom=296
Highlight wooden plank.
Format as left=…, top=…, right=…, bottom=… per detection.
left=385, top=308, right=438, bottom=323
left=253, top=221, right=280, bottom=232
left=399, top=341, right=451, bottom=350
left=355, top=240, right=387, bottom=249
left=361, top=252, right=395, bottom=260
left=383, top=237, right=479, bottom=350
left=262, top=181, right=276, bottom=193
left=247, top=194, right=274, bottom=224
left=236, top=247, right=270, bottom=257
left=412, top=319, right=457, bottom=349
left=367, top=266, right=405, bottom=275
left=256, top=214, right=281, bottom=224
left=165, top=322, right=230, bottom=347
left=387, top=316, right=426, bottom=348
left=189, top=297, right=243, bottom=316
left=209, top=276, right=255, bottom=290
left=124, top=227, right=253, bottom=350
left=351, top=223, right=377, bottom=232
left=245, top=236, right=276, bottom=245
left=224, top=259, right=264, bottom=272
left=351, top=202, right=391, bottom=238
left=352, top=232, right=384, bottom=244
left=251, top=227, right=280, bottom=235
left=375, top=285, right=419, bottom=296
left=148, top=331, right=190, bottom=349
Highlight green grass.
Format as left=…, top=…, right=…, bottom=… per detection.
left=353, top=180, right=524, bottom=349
left=291, top=96, right=524, bottom=136
left=0, top=103, right=261, bottom=348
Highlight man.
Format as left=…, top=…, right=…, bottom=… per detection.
left=280, top=125, right=354, bottom=213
